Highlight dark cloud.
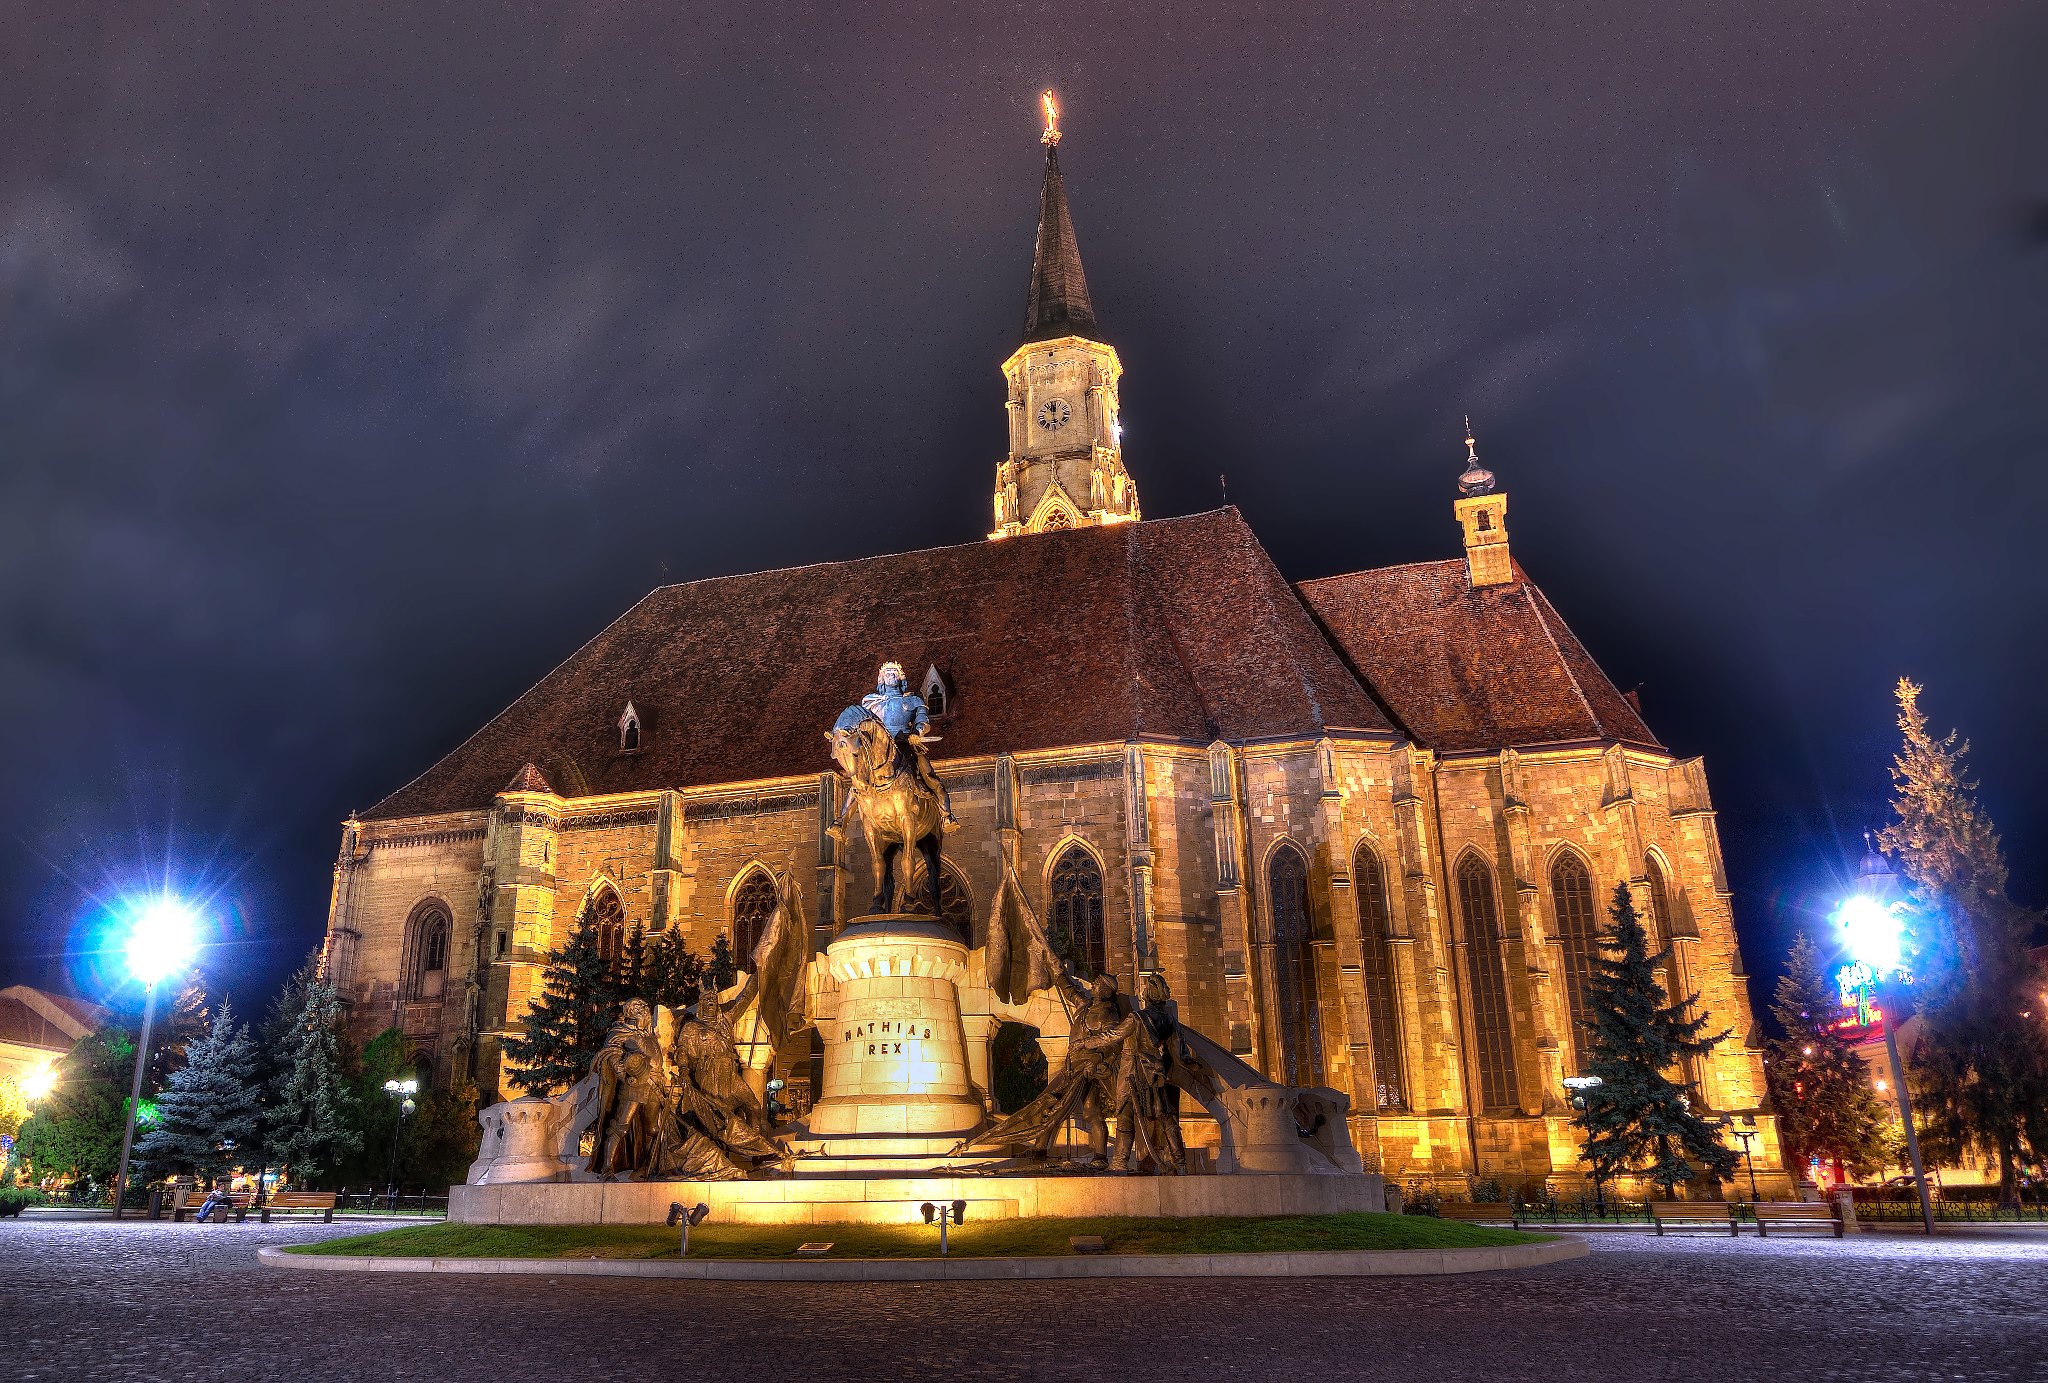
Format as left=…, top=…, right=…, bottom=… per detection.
left=2, top=2, right=2042, bottom=1006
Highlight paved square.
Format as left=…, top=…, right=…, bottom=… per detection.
left=3, top=1218, right=2044, bottom=1382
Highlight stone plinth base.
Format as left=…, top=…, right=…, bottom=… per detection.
left=450, top=1171, right=1386, bottom=1227
left=802, top=915, right=985, bottom=1145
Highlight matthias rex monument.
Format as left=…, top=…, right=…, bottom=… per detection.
left=458, top=664, right=1375, bottom=1224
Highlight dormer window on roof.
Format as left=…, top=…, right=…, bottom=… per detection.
left=922, top=666, right=950, bottom=718
left=618, top=702, right=642, bottom=753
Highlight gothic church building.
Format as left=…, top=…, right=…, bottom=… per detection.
left=321, top=124, right=1782, bottom=1195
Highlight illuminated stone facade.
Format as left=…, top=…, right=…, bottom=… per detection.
left=318, top=135, right=1785, bottom=1198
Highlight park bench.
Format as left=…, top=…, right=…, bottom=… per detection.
left=171, top=1189, right=253, bottom=1224
left=1750, top=1202, right=1841, bottom=1238
left=1435, top=1202, right=1519, bottom=1227
left=1648, top=1201, right=1738, bottom=1236
left=259, top=1191, right=339, bottom=1224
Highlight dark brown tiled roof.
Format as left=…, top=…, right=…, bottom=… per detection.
left=1297, top=559, right=1661, bottom=754
left=365, top=510, right=1392, bottom=819
left=1022, top=145, right=1097, bottom=344
left=0, top=986, right=109, bottom=1052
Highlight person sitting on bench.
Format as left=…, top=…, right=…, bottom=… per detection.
left=195, top=1188, right=231, bottom=1223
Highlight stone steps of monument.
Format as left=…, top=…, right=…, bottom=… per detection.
left=786, top=1151, right=1005, bottom=1178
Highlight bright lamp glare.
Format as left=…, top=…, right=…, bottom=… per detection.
left=123, top=898, right=200, bottom=987
left=21, top=1062, right=58, bottom=1101
left=1835, top=894, right=1904, bottom=976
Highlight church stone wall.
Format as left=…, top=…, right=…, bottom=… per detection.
left=324, top=812, right=487, bottom=1083
left=323, top=736, right=1784, bottom=1194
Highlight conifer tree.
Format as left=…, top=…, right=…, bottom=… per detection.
left=636, top=928, right=705, bottom=1012
left=707, top=932, right=740, bottom=992
left=1765, top=933, right=1890, bottom=1179
left=135, top=1004, right=263, bottom=1186
left=1576, top=883, right=1738, bottom=1198
left=1877, top=678, right=2048, bottom=1208
left=264, top=957, right=361, bottom=1185
left=501, top=908, right=619, bottom=1095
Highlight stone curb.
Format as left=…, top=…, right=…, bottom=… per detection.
left=259, top=1236, right=1588, bottom=1280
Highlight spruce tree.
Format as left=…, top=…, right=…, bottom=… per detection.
left=1765, top=933, right=1890, bottom=1179
left=1576, top=883, right=1738, bottom=1198
left=501, top=908, right=619, bottom=1095
left=264, top=958, right=361, bottom=1185
left=637, top=928, right=705, bottom=1012
left=707, top=933, right=740, bottom=992
left=1877, top=678, right=2048, bottom=1208
left=135, top=1004, right=263, bottom=1186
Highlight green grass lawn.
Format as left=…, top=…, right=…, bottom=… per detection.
left=287, top=1212, right=1539, bottom=1260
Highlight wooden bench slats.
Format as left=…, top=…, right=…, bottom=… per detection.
left=260, top=1191, right=338, bottom=1223
left=1750, top=1202, right=1842, bottom=1238
left=1648, top=1201, right=1738, bottom=1236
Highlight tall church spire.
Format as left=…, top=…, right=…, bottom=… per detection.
left=992, top=93, right=1138, bottom=540
left=1023, top=92, right=1097, bottom=343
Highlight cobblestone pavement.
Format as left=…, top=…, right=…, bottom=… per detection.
left=4, top=1218, right=2045, bottom=1383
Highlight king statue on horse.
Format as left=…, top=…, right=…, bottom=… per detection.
left=827, top=662, right=957, bottom=918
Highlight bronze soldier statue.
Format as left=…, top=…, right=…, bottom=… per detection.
left=588, top=999, right=676, bottom=1179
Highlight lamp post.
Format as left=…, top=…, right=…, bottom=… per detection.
left=920, top=1199, right=969, bottom=1255
left=1562, top=1075, right=1606, bottom=1216
left=1720, top=1115, right=1762, bottom=1201
left=382, top=1077, right=418, bottom=1206
left=1837, top=843, right=1935, bottom=1236
left=111, top=898, right=200, bottom=1220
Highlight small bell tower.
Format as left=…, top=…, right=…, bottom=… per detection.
left=1453, top=418, right=1512, bottom=588
left=990, top=92, right=1140, bottom=540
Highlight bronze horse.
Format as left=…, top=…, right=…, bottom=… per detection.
left=828, top=709, right=946, bottom=918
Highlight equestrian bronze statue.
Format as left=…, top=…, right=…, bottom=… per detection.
left=828, top=662, right=954, bottom=917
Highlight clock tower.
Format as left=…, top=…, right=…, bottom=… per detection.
left=990, top=95, right=1140, bottom=540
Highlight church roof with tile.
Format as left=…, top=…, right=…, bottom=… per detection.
left=365, top=508, right=1659, bottom=820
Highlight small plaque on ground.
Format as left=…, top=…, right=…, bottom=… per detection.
left=796, top=1242, right=834, bottom=1256
left=1069, top=1236, right=1106, bottom=1254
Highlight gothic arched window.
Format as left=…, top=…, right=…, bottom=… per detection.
left=1550, top=852, right=1600, bottom=1054
left=1042, top=508, right=1072, bottom=531
left=1353, top=843, right=1406, bottom=1111
left=618, top=702, right=642, bottom=753
left=922, top=666, right=949, bottom=718
left=589, top=887, right=627, bottom=978
left=1047, top=845, right=1106, bottom=977
left=730, top=870, right=779, bottom=965
left=1644, top=855, right=1674, bottom=949
left=1268, top=843, right=1325, bottom=1088
left=405, top=903, right=451, bottom=1001
left=1456, top=853, right=1520, bottom=1112
left=905, top=859, right=974, bottom=943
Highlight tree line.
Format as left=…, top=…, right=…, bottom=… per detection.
left=1765, top=680, right=2048, bottom=1206
left=2, top=956, right=478, bottom=1197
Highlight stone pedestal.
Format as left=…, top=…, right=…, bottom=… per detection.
left=799, top=916, right=985, bottom=1151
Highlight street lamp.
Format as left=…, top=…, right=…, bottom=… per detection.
left=20, top=1061, right=58, bottom=1103
left=1720, top=1114, right=1762, bottom=1201
left=111, top=897, right=200, bottom=1220
left=1562, top=1075, right=1606, bottom=1216
left=1835, top=842, right=1935, bottom=1235
left=383, top=1077, right=418, bottom=1206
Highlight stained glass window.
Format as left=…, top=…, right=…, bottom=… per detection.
left=1268, top=844, right=1325, bottom=1087
left=1457, top=854, right=1520, bottom=1111
left=1354, top=844, right=1406, bottom=1111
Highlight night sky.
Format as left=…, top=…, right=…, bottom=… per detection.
left=3, top=3, right=2043, bottom=1014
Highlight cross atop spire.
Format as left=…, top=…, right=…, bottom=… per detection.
left=1022, top=91, right=1097, bottom=344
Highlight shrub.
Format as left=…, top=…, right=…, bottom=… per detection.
left=0, top=1187, right=47, bottom=1217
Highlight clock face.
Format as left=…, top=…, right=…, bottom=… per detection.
left=1036, top=397, right=1072, bottom=432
